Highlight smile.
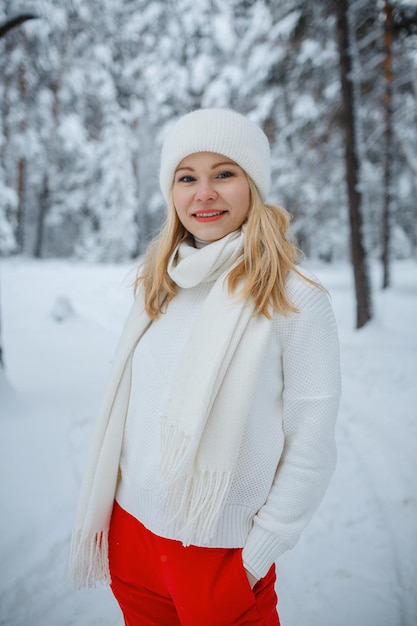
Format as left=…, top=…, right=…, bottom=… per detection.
left=193, top=211, right=226, bottom=221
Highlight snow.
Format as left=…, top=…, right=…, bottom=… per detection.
left=213, top=13, right=236, bottom=53
left=292, top=94, right=319, bottom=120
left=270, top=10, right=302, bottom=40
left=1, top=257, right=416, bottom=626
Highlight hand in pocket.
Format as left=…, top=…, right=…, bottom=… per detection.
left=245, top=569, right=259, bottom=589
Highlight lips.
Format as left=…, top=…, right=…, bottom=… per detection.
left=192, top=210, right=226, bottom=222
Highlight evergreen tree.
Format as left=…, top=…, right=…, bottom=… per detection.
left=0, top=0, right=416, bottom=324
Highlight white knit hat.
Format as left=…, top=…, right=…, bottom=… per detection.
left=159, top=108, right=271, bottom=202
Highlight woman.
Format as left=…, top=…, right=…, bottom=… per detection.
left=69, top=108, right=341, bottom=626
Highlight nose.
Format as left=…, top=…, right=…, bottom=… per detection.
left=195, top=179, right=218, bottom=202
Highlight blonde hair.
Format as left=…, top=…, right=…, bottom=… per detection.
left=136, top=178, right=320, bottom=319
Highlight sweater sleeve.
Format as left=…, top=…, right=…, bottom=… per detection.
left=242, top=275, right=341, bottom=579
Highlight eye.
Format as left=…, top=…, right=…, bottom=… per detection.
left=216, top=171, right=234, bottom=179
left=177, top=175, right=196, bottom=183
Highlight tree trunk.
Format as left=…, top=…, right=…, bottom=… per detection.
left=0, top=9, right=38, bottom=374
left=16, top=60, right=27, bottom=251
left=335, top=0, right=372, bottom=328
left=1, top=27, right=12, bottom=188
left=34, top=173, right=49, bottom=258
left=0, top=276, right=3, bottom=369
left=382, top=0, right=394, bottom=289
left=33, top=36, right=66, bottom=258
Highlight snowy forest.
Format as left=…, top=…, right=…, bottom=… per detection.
left=1, top=2, right=417, bottom=624
left=1, top=0, right=417, bottom=276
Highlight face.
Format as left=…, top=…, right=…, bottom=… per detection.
left=172, top=152, right=251, bottom=242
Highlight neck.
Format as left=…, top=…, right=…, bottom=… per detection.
left=193, top=236, right=212, bottom=249
left=193, top=229, right=242, bottom=249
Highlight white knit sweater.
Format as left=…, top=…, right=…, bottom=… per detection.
left=116, top=268, right=341, bottom=580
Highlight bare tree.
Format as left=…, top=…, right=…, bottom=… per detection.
left=0, top=279, right=3, bottom=369
left=15, top=54, right=27, bottom=252
left=335, top=0, right=372, bottom=328
left=381, top=1, right=394, bottom=289
left=382, top=1, right=417, bottom=287
left=0, top=12, right=39, bottom=373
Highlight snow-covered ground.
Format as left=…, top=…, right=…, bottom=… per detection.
left=0, top=257, right=416, bottom=626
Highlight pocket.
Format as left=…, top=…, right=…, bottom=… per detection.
left=233, top=548, right=257, bottom=600
left=172, top=546, right=262, bottom=626
left=220, top=548, right=265, bottom=624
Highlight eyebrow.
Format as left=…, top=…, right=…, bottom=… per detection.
left=175, top=161, right=238, bottom=173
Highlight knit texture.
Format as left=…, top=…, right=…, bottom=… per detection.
left=117, top=268, right=341, bottom=580
left=159, top=108, right=271, bottom=202
left=68, top=232, right=273, bottom=586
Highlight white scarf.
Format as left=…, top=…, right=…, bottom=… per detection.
left=68, top=230, right=271, bottom=587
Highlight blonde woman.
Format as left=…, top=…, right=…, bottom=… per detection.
left=69, top=108, right=341, bottom=626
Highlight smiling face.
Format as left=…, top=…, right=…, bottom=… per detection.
left=171, top=152, right=251, bottom=242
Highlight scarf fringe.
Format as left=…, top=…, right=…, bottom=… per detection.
left=160, top=422, right=195, bottom=486
left=163, top=470, right=232, bottom=545
left=67, top=529, right=110, bottom=589
left=159, top=418, right=233, bottom=544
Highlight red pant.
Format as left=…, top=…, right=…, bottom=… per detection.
left=109, top=501, right=280, bottom=626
